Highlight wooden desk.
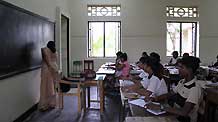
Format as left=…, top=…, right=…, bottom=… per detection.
left=83, top=74, right=106, bottom=113
left=204, top=88, right=218, bottom=122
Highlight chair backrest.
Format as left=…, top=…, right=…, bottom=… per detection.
left=72, top=60, right=83, bottom=72
left=163, top=68, right=171, bottom=92
left=84, top=60, right=94, bottom=71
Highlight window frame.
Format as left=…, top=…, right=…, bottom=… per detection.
left=166, top=21, right=198, bottom=57
left=88, top=21, right=121, bottom=58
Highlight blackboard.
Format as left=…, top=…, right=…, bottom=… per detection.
left=0, top=1, right=55, bottom=79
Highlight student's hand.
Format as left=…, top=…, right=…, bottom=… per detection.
left=145, top=103, right=161, bottom=110
left=144, top=97, right=154, bottom=102
left=121, top=86, right=130, bottom=92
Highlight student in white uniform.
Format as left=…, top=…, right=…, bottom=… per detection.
left=121, top=57, right=148, bottom=90
left=169, top=51, right=179, bottom=65
left=123, top=56, right=168, bottom=99
left=136, top=56, right=168, bottom=98
left=146, top=56, right=202, bottom=122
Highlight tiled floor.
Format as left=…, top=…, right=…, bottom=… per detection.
left=24, top=87, right=122, bottom=122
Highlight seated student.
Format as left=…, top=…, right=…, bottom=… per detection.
left=115, top=51, right=123, bottom=65
left=150, top=52, right=164, bottom=76
left=169, top=51, right=179, bottom=66
left=123, top=57, right=168, bottom=98
left=146, top=56, right=202, bottom=122
left=135, top=51, right=149, bottom=65
left=116, top=53, right=130, bottom=78
left=108, top=51, right=123, bottom=68
left=130, top=56, right=149, bottom=81
left=183, top=53, right=189, bottom=58
left=142, top=51, right=149, bottom=58
left=213, top=55, right=218, bottom=67
left=122, top=57, right=148, bottom=90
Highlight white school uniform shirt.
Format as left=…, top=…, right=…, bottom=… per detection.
left=140, top=75, right=168, bottom=97
left=170, top=57, right=179, bottom=65
left=139, top=70, right=148, bottom=79
left=173, top=77, right=203, bottom=122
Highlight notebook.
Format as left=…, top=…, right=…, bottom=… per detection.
left=129, top=99, right=166, bottom=115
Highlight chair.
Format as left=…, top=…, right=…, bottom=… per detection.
left=57, top=77, right=85, bottom=113
left=163, top=68, right=171, bottom=92
left=84, top=60, right=94, bottom=71
left=84, top=60, right=105, bottom=112
left=70, top=60, right=83, bottom=78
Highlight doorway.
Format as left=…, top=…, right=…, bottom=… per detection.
left=61, top=15, right=70, bottom=76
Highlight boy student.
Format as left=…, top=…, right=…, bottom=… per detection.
left=123, top=56, right=168, bottom=98
left=169, top=51, right=179, bottom=66
left=146, top=56, right=202, bottom=122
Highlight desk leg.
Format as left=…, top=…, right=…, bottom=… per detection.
left=204, top=99, right=209, bottom=122
left=100, top=80, right=104, bottom=113
left=83, top=87, right=86, bottom=112
left=87, top=87, right=90, bottom=108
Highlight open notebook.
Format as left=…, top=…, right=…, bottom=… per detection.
left=129, top=99, right=166, bottom=115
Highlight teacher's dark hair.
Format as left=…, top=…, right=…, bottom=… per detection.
left=47, top=41, right=56, bottom=53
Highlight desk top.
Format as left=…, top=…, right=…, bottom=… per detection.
left=125, top=116, right=179, bottom=122
left=165, top=66, right=179, bottom=75
left=96, top=67, right=115, bottom=74
left=200, top=66, right=218, bottom=72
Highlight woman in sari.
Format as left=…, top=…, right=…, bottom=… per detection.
left=38, top=41, right=59, bottom=111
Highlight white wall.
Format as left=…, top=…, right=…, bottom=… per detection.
left=0, top=0, right=69, bottom=121
left=68, top=0, right=201, bottom=70
left=199, top=0, right=218, bottom=65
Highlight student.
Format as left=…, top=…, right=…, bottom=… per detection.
left=115, top=51, right=123, bottom=64
left=116, top=53, right=130, bottom=78
left=183, top=53, right=189, bottom=58
left=150, top=52, right=164, bottom=77
left=124, top=57, right=168, bottom=98
left=213, top=55, right=218, bottom=67
left=169, top=51, right=179, bottom=65
left=131, top=56, right=149, bottom=81
left=108, top=51, right=123, bottom=68
left=146, top=56, right=202, bottom=122
left=142, top=51, right=149, bottom=58
left=122, top=57, right=148, bottom=90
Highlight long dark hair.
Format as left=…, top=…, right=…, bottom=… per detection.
left=144, top=56, right=163, bottom=80
left=47, top=41, right=56, bottom=53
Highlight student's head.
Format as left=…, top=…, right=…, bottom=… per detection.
left=120, top=53, right=128, bottom=62
left=116, top=51, right=123, bottom=58
left=143, top=57, right=159, bottom=76
left=177, top=56, right=200, bottom=78
left=47, top=41, right=56, bottom=53
left=142, top=52, right=148, bottom=58
left=183, top=53, right=189, bottom=58
left=150, top=52, right=161, bottom=63
left=138, top=57, right=148, bottom=69
left=172, top=51, right=179, bottom=59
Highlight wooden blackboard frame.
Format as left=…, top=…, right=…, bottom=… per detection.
left=0, top=0, right=55, bottom=80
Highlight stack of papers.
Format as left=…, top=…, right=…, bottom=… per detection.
left=129, top=99, right=166, bottom=115
left=129, top=99, right=147, bottom=108
left=119, top=80, right=134, bottom=86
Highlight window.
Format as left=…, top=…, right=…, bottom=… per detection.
left=88, top=5, right=121, bottom=16
left=166, top=6, right=198, bottom=18
left=166, top=22, right=198, bottom=56
left=88, top=21, right=121, bottom=57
